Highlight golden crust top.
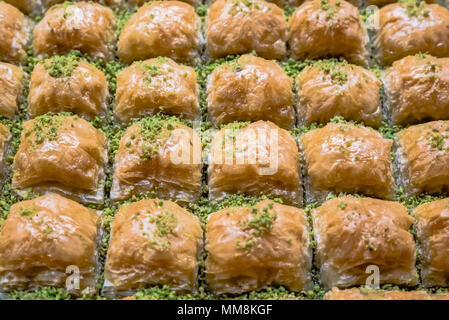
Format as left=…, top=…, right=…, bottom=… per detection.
left=313, top=196, right=417, bottom=289
left=207, top=55, right=293, bottom=129
left=207, top=0, right=288, bottom=60
left=105, top=198, right=203, bottom=293
left=33, top=2, right=117, bottom=61
left=115, top=57, right=199, bottom=124
left=289, top=0, right=367, bottom=65
left=205, top=200, right=311, bottom=294
left=118, top=1, right=200, bottom=64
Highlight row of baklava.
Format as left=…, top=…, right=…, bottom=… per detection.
left=2, top=50, right=449, bottom=128
left=1, top=192, right=448, bottom=298
left=6, top=0, right=435, bottom=15
left=2, top=0, right=449, bottom=67
left=1, top=113, right=449, bottom=207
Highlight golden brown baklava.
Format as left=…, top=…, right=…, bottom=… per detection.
left=0, top=2, right=32, bottom=65
left=384, top=54, right=449, bottom=126
left=313, top=196, right=418, bottom=289
left=115, top=57, right=200, bottom=124
left=414, top=198, right=449, bottom=287
left=111, top=116, right=202, bottom=203
left=395, top=121, right=449, bottom=196
left=207, top=55, right=294, bottom=129
left=118, top=1, right=201, bottom=64
left=0, top=62, right=24, bottom=119
left=205, top=200, right=311, bottom=294
left=208, top=121, right=301, bottom=205
left=289, top=0, right=368, bottom=66
left=296, top=59, right=382, bottom=127
left=301, top=123, right=395, bottom=202
left=12, top=114, right=108, bottom=204
left=206, top=0, right=288, bottom=60
left=28, top=56, right=108, bottom=120
left=0, top=193, right=100, bottom=295
left=104, top=199, right=203, bottom=297
left=33, top=2, right=117, bottom=61
left=374, top=1, right=449, bottom=66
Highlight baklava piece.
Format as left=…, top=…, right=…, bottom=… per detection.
left=0, top=193, right=100, bottom=295
left=12, top=115, right=108, bottom=204
left=0, top=2, right=32, bottom=65
left=118, top=1, right=201, bottom=64
left=414, top=198, right=449, bottom=287
left=313, top=196, right=418, bottom=289
left=111, top=116, right=202, bottom=203
left=0, top=62, right=24, bottom=119
left=115, top=57, right=199, bottom=124
left=395, top=121, right=449, bottom=196
left=33, top=2, right=117, bottom=61
left=207, top=55, right=294, bottom=129
left=289, top=0, right=368, bottom=66
left=301, top=123, right=395, bottom=202
left=205, top=200, right=311, bottom=294
left=0, top=123, right=11, bottom=188
left=208, top=121, right=301, bottom=205
left=206, top=0, right=288, bottom=60
left=104, top=199, right=203, bottom=297
left=297, top=59, right=382, bottom=127
left=324, top=288, right=431, bottom=300
left=384, top=54, right=449, bottom=126
left=28, top=56, right=108, bottom=120
left=4, top=0, right=42, bottom=15
left=374, top=1, right=449, bottom=66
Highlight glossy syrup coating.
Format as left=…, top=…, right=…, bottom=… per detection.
left=111, top=118, right=202, bottom=203
left=115, top=57, right=199, bottom=124
left=208, top=121, right=301, bottom=206
left=205, top=200, right=311, bottom=294
left=414, top=198, right=449, bottom=287
left=384, top=54, right=449, bottom=126
left=0, top=2, right=32, bottom=65
left=0, top=193, right=100, bottom=294
left=207, top=55, right=294, bottom=129
left=3, top=0, right=43, bottom=15
left=0, top=62, right=24, bottom=119
left=28, top=58, right=108, bottom=120
left=313, top=196, right=417, bottom=289
left=324, top=288, right=431, bottom=300
left=289, top=0, right=368, bottom=66
left=297, top=61, right=382, bottom=127
left=33, top=2, right=117, bottom=61
left=12, top=115, right=108, bottom=204
left=104, top=199, right=203, bottom=296
left=301, top=123, right=395, bottom=201
left=374, top=2, right=449, bottom=66
left=396, top=121, right=449, bottom=196
left=206, top=0, right=288, bottom=60
left=118, top=1, right=201, bottom=64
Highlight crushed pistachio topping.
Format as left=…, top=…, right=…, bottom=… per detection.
left=399, top=0, right=430, bottom=17
left=229, top=0, right=261, bottom=15
left=429, top=131, right=445, bottom=151
left=236, top=204, right=277, bottom=253
left=320, top=0, right=341, bottom=20
left=313, top=59, right=348, bottom=85
left=43, top=55, right=79, bottom=78
left=147, top=210, right=178, bottom=250
left=24, top=114, right=68, bottom=146
left=338, top=201, right=347, bottom=209
left=20, top=206, right=35, bottom=217
left=129, top=115, right=183, bottom=161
